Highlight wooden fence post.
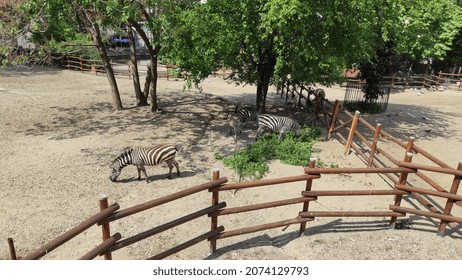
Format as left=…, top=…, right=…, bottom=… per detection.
left=99, top=194, right=112, bottom=260
left=437, top=160, right=462, bottom=236
left=91, top=62, right=97, bottom=75
left=209, top=168, right=220, bottom=254
left=328, top=100, right=340, bottom=140
left=368, top=123, right=382, bottom=167
left=344, top=111, right=360, bottom=155
left=8, top=238, right=17, bottom=260
left=299, top=158, right=317, bottom=236
left=389, top=137, right=415, bottom=229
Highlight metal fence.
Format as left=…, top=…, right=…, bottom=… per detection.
left=343, top=81, right=391, bottom=113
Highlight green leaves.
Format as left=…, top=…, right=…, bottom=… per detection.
left=219, top=126, right=319, bottom=181
left=394, top=0, right=462, bottom=60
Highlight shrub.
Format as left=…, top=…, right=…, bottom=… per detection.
left=218, top=126, right=320, bottom=181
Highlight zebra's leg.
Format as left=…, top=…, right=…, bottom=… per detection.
left=278, top=132, right=285, bottom=140
left=136, top=166, right=142, bottom=180
left=137, top=164, right=150, bottom=183
left=172, top=159, right=181, bottom=176
left=278, top=128, right=289, bottom=140
left=166, top=161, right=174, bottom=179
left=255, top=127, right=263, bottom=141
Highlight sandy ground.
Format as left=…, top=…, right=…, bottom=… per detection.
left=1, top=66, right=462, bottom=260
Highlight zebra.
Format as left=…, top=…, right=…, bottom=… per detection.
left=227, top=113, right=243, bottom=141
left=256, top=114, right=300, bottom=141
left=110, top=144, right=180, bottom=183
left=235, top=105, right=260, bottom=126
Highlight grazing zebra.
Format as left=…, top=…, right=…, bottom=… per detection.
left=227, top=114, right=243, bottom=141
left=235, top=105, right=260, bottom=125
left=110, top=144, right=180, bottom=183
left=256, top=114, right=300, bottom=141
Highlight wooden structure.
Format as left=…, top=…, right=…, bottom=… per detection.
left=345, top=71, right=462, bottom=91
left=65, top=55, right=229, bottom=80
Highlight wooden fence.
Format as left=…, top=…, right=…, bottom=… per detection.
left=276, top=83, right=331, bottom=127
left=328, top=101, right=462, bottom=235
left=345, top=71, right=462, bottom=91
left=65, top=56, right=230, bottom=80
left=7, top=99, right=462, bottom=260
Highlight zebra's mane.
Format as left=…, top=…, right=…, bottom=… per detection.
left=111, top=148, right=134, bottom=166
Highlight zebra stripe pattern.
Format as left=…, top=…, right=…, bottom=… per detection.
left=110, top=144, right=180, bottom=183
left=256, top=114, right=300, bottom=140
left=235, top=105, right=260, bottom=124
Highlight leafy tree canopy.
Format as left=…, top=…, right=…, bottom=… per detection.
left=164, top=0, right=462, bottom=110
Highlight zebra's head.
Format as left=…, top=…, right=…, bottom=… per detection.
left=110, top=165, right=122, bottom=182
left=109, top=149, right=131, bottom=182
left=293, top=120, right=301, bottom=136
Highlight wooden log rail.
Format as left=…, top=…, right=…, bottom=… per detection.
left=212, top=218, right=314, bottom=240
left=332, top=105, right=462, bottom=209
left=300, top=211, right=405, bottom=218
left=79, top=233, right=122, bottom=260
left=66, top=56, right=104, bottom=74
left=103, top=177, right=228, bottom=223
left=21, top=203, right=120, bottom=260
left=390, top=206, right=462, bottom=224
left=94, top=177, right=228, bottom=259
left=304, top=167, right=416, bottom=175
left=147, top=226, right=225, bottom=260
left=209, top=170, right=320, bottom=251
left=381, top=73, right=462, bottom=90
left=395, top=184, right=462, bottom=201
left=212, top=174, right=320, bottom=191
left=399, top=161, right=462, bottom=177
left=436, top=72, right=462, bottom=89
left=300, top=189, right=407, bottom=220
left=107, top=202, right=227, bottom=253
left=209, top=197, right=316, bottom=217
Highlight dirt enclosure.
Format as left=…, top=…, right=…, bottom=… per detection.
left=1, top=66, right=462, bottom=260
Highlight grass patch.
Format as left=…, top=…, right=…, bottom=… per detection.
left=215, top=126, right=321, bottom=181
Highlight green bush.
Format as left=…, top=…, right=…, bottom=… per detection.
left=218, top=126, right=320, bottom=181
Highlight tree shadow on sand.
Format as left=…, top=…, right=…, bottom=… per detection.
left=20, top=90, right=247, bottom=175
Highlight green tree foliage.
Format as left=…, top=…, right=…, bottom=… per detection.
left=165, top=0, right=462, bottom=111
left=165, top=0, right=379, bottom=112
left=395, top=0, right=462, bottom=61
left=356, top=0, right=462, bottom=106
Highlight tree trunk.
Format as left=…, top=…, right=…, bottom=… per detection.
left=127, top=24, right=147, bottom=106
left=93, top=24, right=123, bottom=110
left=149, top=56, right=159, bottom=112
left=76, top=6, right=123, bottom=110
left=255, top=50, right=276, bottom=113
left=130, top=20, right=161, bottom=112
left=143, top=64, right=152, bottom=99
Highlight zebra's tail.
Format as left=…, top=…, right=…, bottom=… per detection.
left=174, top=145, right=181, bottom=155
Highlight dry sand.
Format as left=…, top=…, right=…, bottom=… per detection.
left=1, top=66, right=461, bottom=260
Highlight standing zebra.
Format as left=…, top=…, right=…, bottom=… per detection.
left=235, top=105, right=260, bottom=125
left=227, top=113, right=243, bottom=141
left=110, top=144, right=180, bottom=183
left=256, top=114, right=300, bottom=141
